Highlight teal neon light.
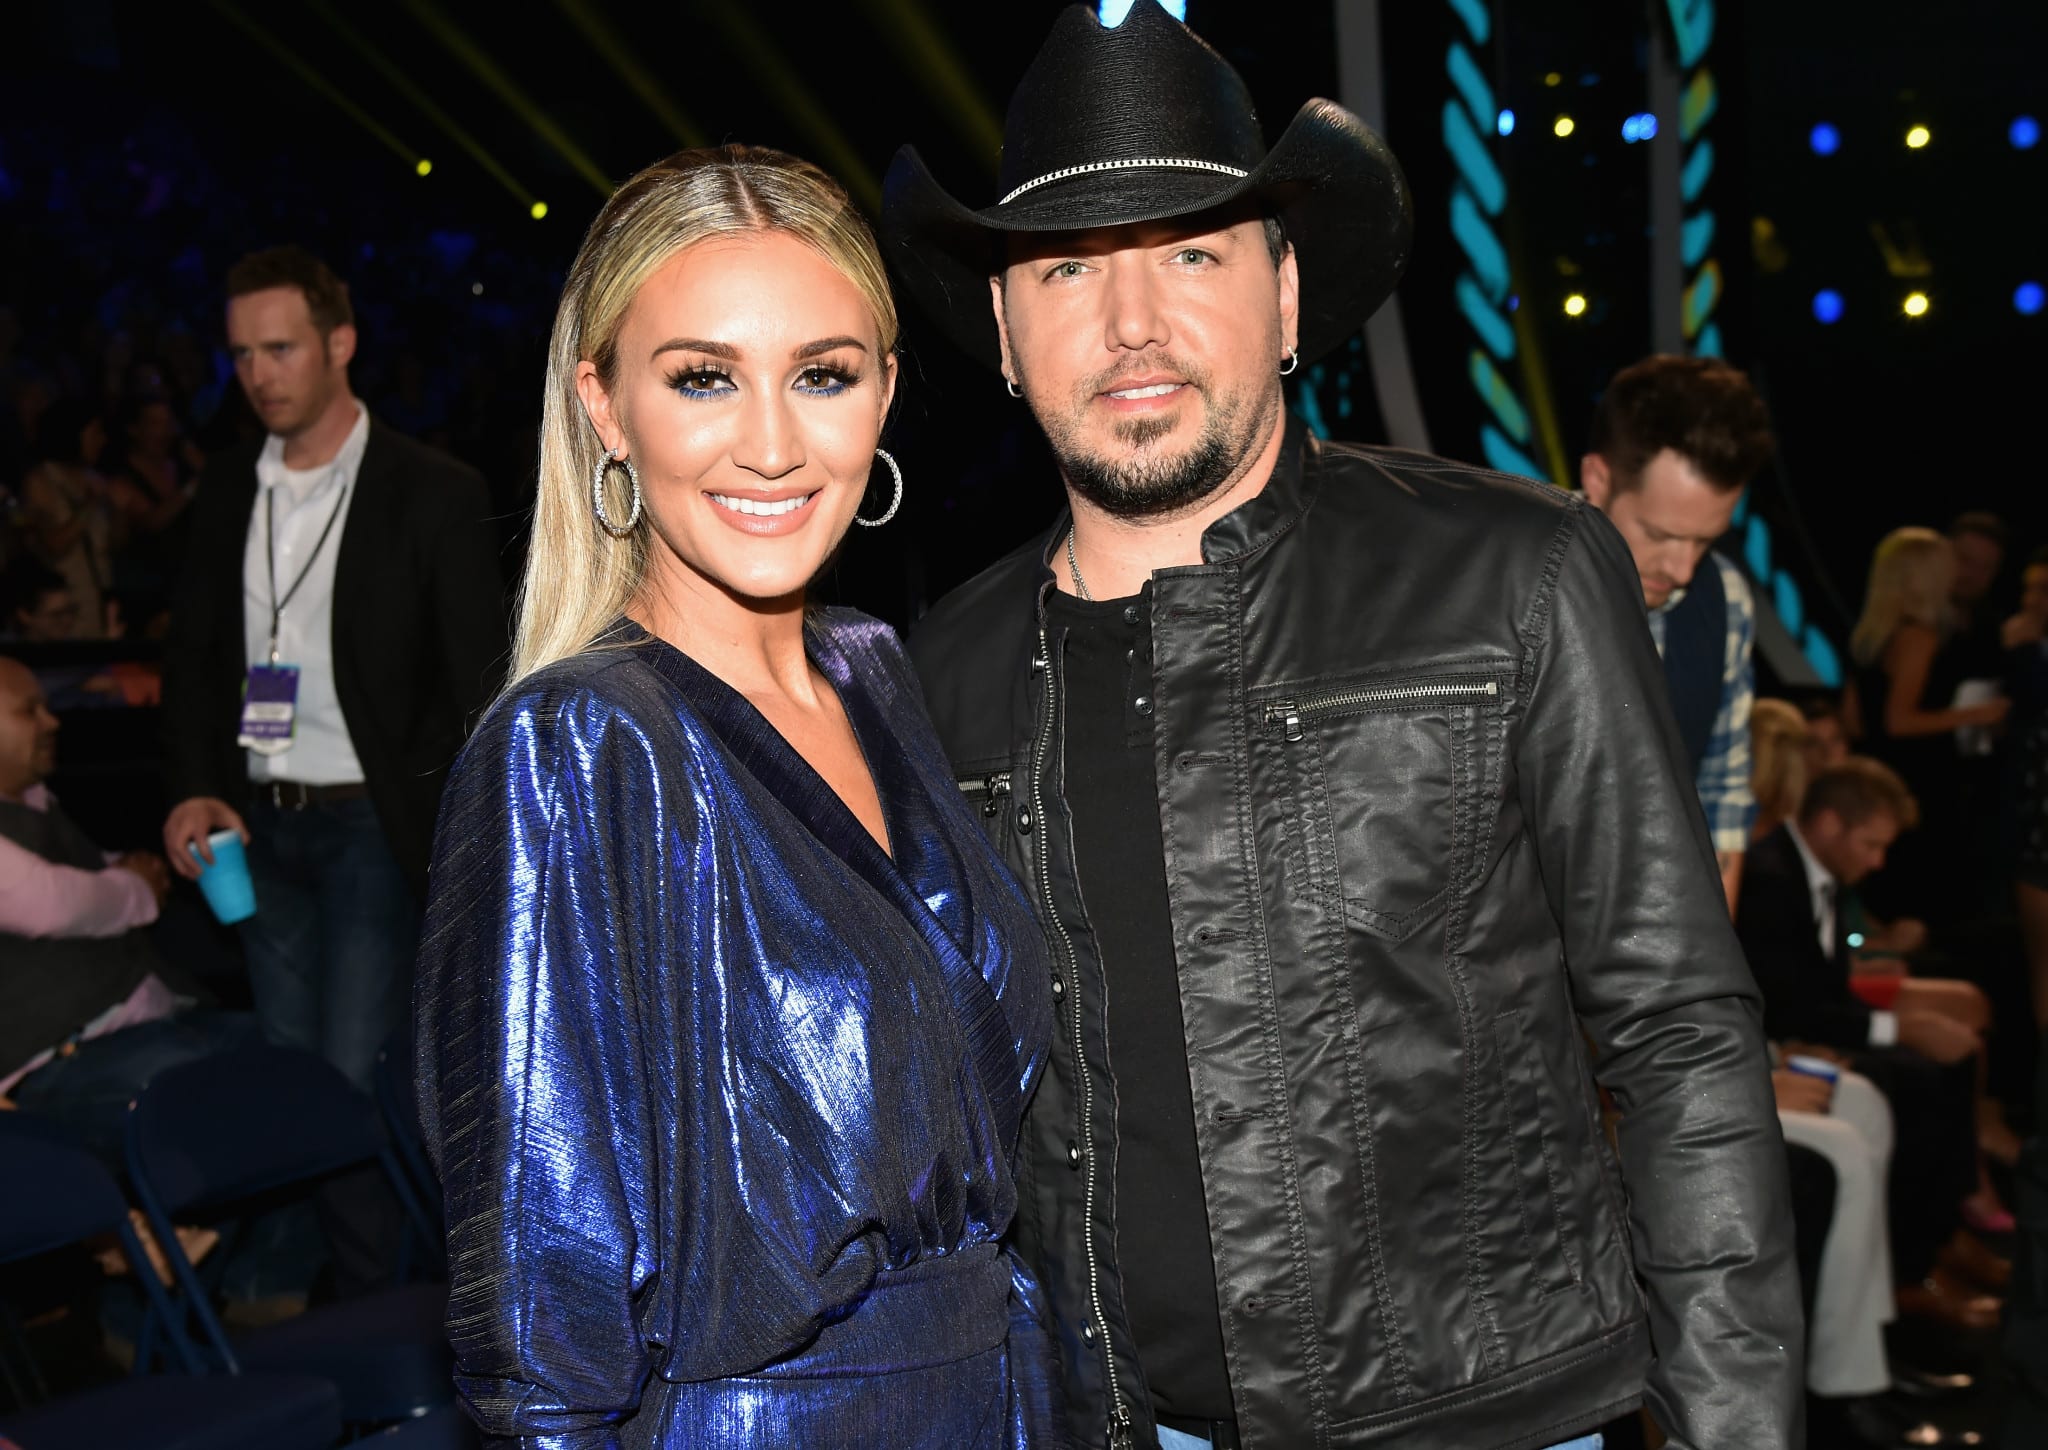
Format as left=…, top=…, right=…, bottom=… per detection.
left=1680, top=138, right=1715, bottom=203
left=1665, top=0, right=1714, bottom=67
left=1457, top=274, right=1517, bottom=358
left=1680, top=210, right=1716, bottom=267
left=1447, top=0, right=1490, bottom=45
left=1447, top=42, right=1496, bottom=138
left=1443, top=99, right=1506, bottom=215
left=1443, top=1, right=1539, bottom=480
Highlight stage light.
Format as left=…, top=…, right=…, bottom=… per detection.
left=1621, top=112, right=1658, bottom=143
left=1497, top=108, right=1516, bottom=137
left=2017, top=281, right=2045, bottom=316
left=1903, top=291, right=1930, bottom=317
left=415, top=158, right=432, bottom=176
left=1544, top=71, right=1562, bottom=87
left=1562, top=293, right=1587, bottom=317
left=530, top=201, right=549, bottom=220
left=1812, top=289, right=1844, bottom=324
left=1553, top=114, right=1575, bottom=139
left=1099, top=0, right=1185, bottom=21
left=471, top=282, right=483, bottom=296
left=2013, top=116, right=2041, bottom=150
left=1808, top=123, right=1840, bottom=156
left=1905, top=124, right=1931, bottom=150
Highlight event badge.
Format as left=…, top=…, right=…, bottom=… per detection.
left=238, top=664, right=301, bottom=754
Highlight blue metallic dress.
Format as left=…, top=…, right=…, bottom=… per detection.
left=415, top=610, right=1063, bottom=1449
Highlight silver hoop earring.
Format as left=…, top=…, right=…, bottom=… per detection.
left=1278, top=346, right=1300, bottom=376
left=591, top=448, right=642, bottom=536
left=855, top=448, right=904, bottom=528
left=1005, top=378, right=1024, bottom=399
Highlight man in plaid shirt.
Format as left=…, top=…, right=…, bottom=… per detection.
left=1580, top=355, right=1775, bottom=913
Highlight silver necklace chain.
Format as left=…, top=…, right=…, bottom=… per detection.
left=1065, top=526, right=1093, bottom=601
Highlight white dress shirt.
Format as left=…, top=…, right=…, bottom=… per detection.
left=241, top=405, right=370, bottom=784
left=1784, top=820, right=1896, bottom=1046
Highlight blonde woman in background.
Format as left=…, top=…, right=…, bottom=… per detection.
left=1848, top=526, right=2010, bottom=924
left=413, top=147, right=1060, bottom=1448
left=1749, top=698, right=1811, bottom=844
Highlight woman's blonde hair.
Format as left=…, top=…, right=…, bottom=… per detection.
left=511, top=145, right=899, bottom=685
left=1849, top=526, right=1955, bottom=666
left=1748, top=697, right=1810, bottom=835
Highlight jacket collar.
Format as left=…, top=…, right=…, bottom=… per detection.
left=1029, top=411, right=1321, bottom=607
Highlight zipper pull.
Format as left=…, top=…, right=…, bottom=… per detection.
left=1267, top=700, right=1304, bottom=742
left=1108, top=1406, right=1136, bottom=1450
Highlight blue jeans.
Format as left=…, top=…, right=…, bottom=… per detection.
left=12, top=1010, right=260, bottom=1165
left=240, top=794, right=418, bottom=1092
left=1155, top=1431, right=1601, bottom=1450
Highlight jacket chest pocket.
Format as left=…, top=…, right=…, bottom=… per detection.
left=1262, top=675, right=1501, bottom=942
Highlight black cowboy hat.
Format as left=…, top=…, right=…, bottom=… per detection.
left=880, top=1, right=1413, bottom=371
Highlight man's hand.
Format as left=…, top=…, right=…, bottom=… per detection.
left=1772, top=1069, right=1834, bottom=1115
left=114, top=851, right=173, bottom=906
left=1780, top=1041, right=1852, bottom=1069
left=1897, top=1009, right=1982, bottom=1065
left=163, top=797, right=250, bottom=881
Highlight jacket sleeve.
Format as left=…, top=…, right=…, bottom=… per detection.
left=1513, top=501, right=1803, bottom=1450
left=415, top=688, right=665, bottom=1449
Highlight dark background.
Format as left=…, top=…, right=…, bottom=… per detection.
left=4, top=0, right=2042, bottom=637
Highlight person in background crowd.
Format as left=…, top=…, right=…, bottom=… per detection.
left=1737, top=758, right=2011, bottom=1332
left=1800, top=692, right=1853, bottom=775
left=1849, top=527, right=2011, bottom=924
left=889, top=8, right=1799, bottom=1448
left=0, top=656, right=253, bottom=1158
left=2007, top=546, right=2048, bottom=1027
left=1948, top=511, right=2010, bottom=679
left=159, top=245, right=506, bottom=1296
left=107, top=393, right=203, bottom=618
left=1, top=557, right=84, bottom=643
left=1580, top=354, right=1775, bottom=913
left=1751, top=697, right=1811, bottom=844
left=14, top=404, right=115, bottom=640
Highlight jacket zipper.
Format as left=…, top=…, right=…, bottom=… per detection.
left=1264, top=678, right=1499, bottom=742
left=957, top=770, right=1013, bottom=819
left=1031, top=628, right=1133, bottom=1450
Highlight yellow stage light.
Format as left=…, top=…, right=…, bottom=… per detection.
left=1903, top=291, right=1930, bottom=317
left=1905, top=125, right=1931, bottom=149
left=1553, top=114, right=1576, bottom=139
left=530, top=201, right=549, bottom=220
left=1544, top=71, right=1562, bottom=87
left=1563, top=293, right=1588, bottom=317
left=415, top=158, right=432, bottom=176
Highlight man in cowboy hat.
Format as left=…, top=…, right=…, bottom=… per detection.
left=885, top=5, right=1800, bottom=1450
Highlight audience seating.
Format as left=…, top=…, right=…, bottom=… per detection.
left=122, top=1045, right=454, bottom=1425
left=0, top=1115, right=341, bottom=1450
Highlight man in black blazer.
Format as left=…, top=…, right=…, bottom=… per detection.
left=1737, top=756, right=1986, bottom=1315
left=161, top=247, right=505, bottom=1114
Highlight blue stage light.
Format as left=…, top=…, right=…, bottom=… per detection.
left=1809, top=122, right=1840, bottom=156
left=2014, top=116, right=2042, bottom=150
left=1497, top=108, right=1516, bottom=137
left=1621, top=112, right=1658, bottom=143
left=1099, top=0, right=1185, bottom=22
left=1812, top=289, right=1844, bottom=324
left=2018, top=281, right=2046, bottom=316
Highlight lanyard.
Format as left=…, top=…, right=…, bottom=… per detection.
left=265, top=479, right=351, bottom=665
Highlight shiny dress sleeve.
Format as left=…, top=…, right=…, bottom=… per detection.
left=416, top=683, right=671, bottom=1450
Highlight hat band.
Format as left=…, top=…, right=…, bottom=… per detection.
left=997, top=156, right=1251, bottom=207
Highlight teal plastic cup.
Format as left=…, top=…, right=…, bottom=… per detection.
left=190, top=828, right=257, bottom=925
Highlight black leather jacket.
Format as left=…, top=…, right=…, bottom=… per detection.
left=910, top=421, right=1802, bottom=1450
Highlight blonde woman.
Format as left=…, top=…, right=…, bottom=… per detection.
left=1748, top=698, right=1810, bottom=844
left=1848, top=526, right=2009, bottom=922
left=414, top=148, right=1060, bottom=1447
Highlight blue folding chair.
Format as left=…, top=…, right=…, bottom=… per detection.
left=371, top=1036, right=444, bottom=1282
left=0, top=1114, right=340, bottom=1450
left=363, top=1404, right=478, bottom=1448
left=123, top=1045, right=455, bottom=1425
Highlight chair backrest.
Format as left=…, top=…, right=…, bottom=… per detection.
left=124, top=1044, right=386, bottom=1218
left=0, top=1117, right=128, bottom=1265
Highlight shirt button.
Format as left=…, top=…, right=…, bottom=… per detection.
left=1082, top=1321, right=1097, bottom=1341
left=1017, top=807, right=1034, bottom=834
left=1133, top=696, right=1154, bottom=717
left=1051, top=976, right=1065, bottom=999
left=1066, top=1141, right=1082, bottom=1167
left=1122, top=605, right=1139, bottom=626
